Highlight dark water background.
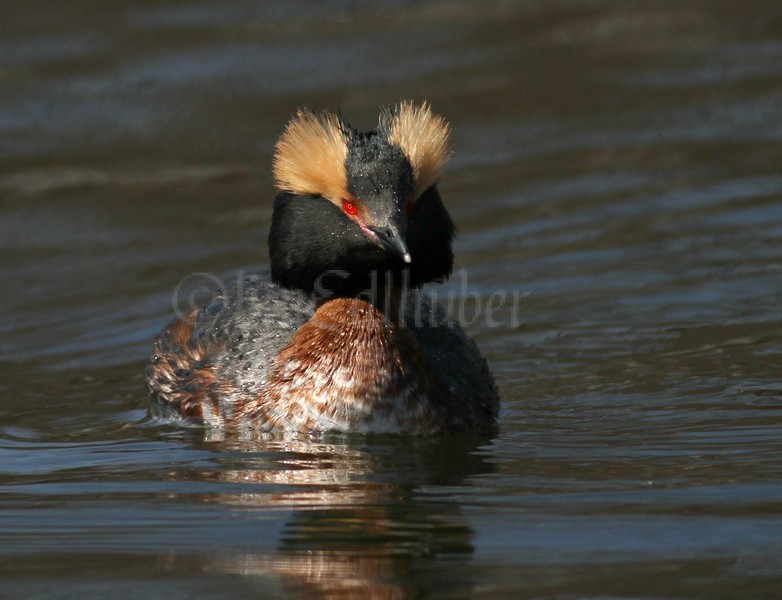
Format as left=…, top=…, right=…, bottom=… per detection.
left=2, top=1, right=782, bottom=598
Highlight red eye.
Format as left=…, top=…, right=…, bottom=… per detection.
left=405, top=198, right=414, bottom=214
left=342, top=199, right=358, bottom=216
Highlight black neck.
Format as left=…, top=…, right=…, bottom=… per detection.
left=268, top=187, right=454, bottom=304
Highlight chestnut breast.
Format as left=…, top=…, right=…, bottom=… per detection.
left=234, top=298, right=447, bottom=433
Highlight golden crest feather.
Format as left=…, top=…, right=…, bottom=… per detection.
left=385, top=101, right=451, bottom=199
left=273, top=102, right=450, bottom=202
left=272, top=109, right=348, bottom=201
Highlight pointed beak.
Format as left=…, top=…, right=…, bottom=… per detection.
left=367, top=225, right=412, bottom=263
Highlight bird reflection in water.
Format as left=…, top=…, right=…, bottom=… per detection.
left=159, top=430, right=495, bottom=598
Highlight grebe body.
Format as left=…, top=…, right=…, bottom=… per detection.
left=146, top=102, right=499, bottom=434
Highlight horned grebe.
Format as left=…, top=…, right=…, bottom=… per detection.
left=146, top=102, right=499, bottom=434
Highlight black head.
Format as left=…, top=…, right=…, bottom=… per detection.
left=268, top=101, right=455, bottom=299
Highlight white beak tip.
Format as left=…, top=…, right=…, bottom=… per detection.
left=403, top=252, right=412, bottom=264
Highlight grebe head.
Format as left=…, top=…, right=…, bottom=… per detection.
left=269, top=101, right=455, bottom=298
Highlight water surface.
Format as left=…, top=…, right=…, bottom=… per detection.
left=2, top=1, right=782, bottom=597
